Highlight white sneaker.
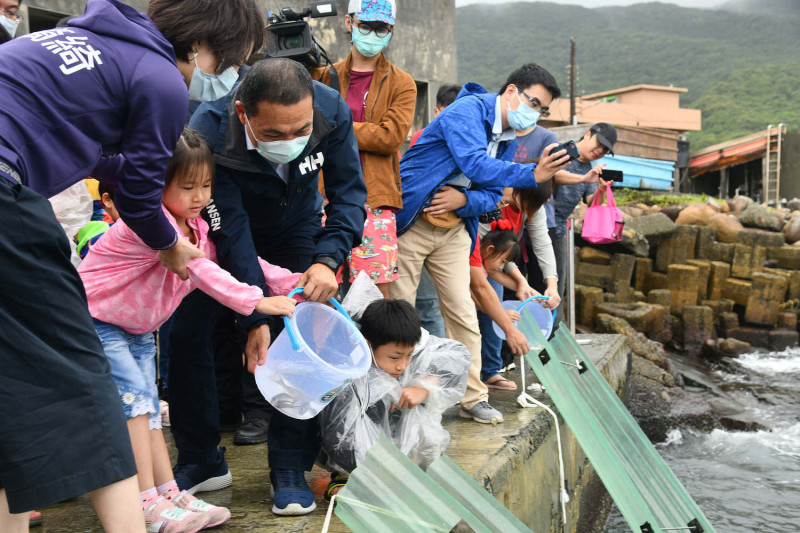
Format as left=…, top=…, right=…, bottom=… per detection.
left=459, top=401, right=504, bottom=425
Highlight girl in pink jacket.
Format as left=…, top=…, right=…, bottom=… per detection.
left=78, top=129, right=299, bottom=532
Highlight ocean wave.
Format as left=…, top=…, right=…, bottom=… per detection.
left=733, top=347, right=800, bottom=374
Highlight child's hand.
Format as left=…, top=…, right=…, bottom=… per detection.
left=255, top=296, right=296, bottom=317
left=505, top=326, right=530, bottom=356
left=396, top=386, right=430, bottom=409
left=505, top=309, right=520, bottom=322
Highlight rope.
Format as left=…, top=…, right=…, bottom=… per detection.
left=517, top=358, right=569, bottom=525
left=324, top=493, right=453, bottom=532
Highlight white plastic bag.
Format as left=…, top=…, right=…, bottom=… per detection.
left=48, top=181, right=93, bottom=267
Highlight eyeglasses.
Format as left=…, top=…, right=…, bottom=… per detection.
left=1, top=9, right=22, bottom=21
left=519, top=88, right=550, bottom=118
left=355, top=22, right=392, bottom=38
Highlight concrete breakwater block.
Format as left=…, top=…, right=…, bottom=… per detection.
left=667, top=264, right=700, bottom=314
left=744, top=272, right=788, bottom=326
left=722, top=278, right=752, bottom=306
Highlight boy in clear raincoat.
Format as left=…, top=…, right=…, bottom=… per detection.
left=319, top=274, right=470, bottom=499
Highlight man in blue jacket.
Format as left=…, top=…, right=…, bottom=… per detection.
left=390, top=65, right=568, bottom=425
left=168, top=59, right=366, bottom=516
left=0, top=0, right=263, bottom=528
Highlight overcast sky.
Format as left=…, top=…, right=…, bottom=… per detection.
left=455, top=0, right=725, bottom=8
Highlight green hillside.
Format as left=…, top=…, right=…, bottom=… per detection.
left=688, top=64, right=800, bottom=149
left=456, top=1, right=800, bottom=148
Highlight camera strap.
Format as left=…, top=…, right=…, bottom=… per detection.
left=326, top=65, right=341, bottom=94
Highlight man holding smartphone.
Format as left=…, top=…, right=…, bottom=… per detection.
left=551, top=122, right=618, bottom=326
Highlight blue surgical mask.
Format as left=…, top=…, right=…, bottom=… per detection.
left=245, top=114, right=311, bottom=165
left=188, top=55, right=238, bottom=102
left=507, top=90, right=541, bottom=131
left=0, top=16, right=19, bottom=38
left=351, top=29, right=391, bottom=58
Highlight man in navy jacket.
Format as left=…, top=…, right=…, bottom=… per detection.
left=169, top=59, right=366, bottom=516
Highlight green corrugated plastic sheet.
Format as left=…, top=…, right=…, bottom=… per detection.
left=427, top=455, right=531, bottom=533
left=518, top=310, right=715, bottom=533
left=334, top=435, right=532, bottom=533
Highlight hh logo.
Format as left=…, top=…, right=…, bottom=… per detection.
left=298, top=152, right=324, bottom=175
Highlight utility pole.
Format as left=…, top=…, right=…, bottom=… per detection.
left=570, top=37, right=576, bottom=125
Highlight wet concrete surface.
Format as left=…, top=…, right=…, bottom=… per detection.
left=35, top=334, right=627, bottom=532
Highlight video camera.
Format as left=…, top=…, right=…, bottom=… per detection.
left=265, top=1, right=337, bottom=68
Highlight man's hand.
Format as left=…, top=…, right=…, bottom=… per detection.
left=298, top=263, right=338, bottom=302
left=157, top=238, right=204, bottom=280
left=423, top=186, right=467, bottom=216
left=533, top=144, right=572, bottom=183
left=505, top=309, right=520, bottom=322
left=245, top=324, right=270, bottom=374
left=396, top=386, right=430, bottom=409
left=582, top=163, right=606, bottom=183
left=505, top=326, right=530, bottom=356
left=542, top=286, right=561, bottom=309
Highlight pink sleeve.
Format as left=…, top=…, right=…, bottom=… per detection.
left=258, top=257, right=302, bottom=297
left=186, top=258, right=265, bottom=316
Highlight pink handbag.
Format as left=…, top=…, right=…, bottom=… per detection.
left=581, top=186, right=624, bottom=244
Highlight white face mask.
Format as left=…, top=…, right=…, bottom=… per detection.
left=188, top=54, right=238, bottom=102
left=245, top=113, right=311, bottom=165
left=0, top=16, right=19, bottom=38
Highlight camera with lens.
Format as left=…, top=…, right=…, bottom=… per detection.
left=265, top=1, right=337, bottom=68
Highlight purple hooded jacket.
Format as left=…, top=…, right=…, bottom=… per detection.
left=0, top=0, right=187, bottom=249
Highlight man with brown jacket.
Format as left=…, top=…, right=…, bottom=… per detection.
left=315, top=0, right=416, bottom=296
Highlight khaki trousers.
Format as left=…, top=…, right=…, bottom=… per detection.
left=389, top=218, right=487, bottom=409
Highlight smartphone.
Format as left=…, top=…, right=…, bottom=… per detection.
left=551, top=140, right=580, bottom=161
left=602, top=169, right=624, bottom=182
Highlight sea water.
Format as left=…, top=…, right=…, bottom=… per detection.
left=605, top=347, right=800, bottom=532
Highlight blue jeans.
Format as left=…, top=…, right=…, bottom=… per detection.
left=415, top=266, right=446, bottom=337
left=93, top=319, right=160, bottom=429
left=551, top=230, right=567, bottom=329
left=477, top=277, right=504, bottom=382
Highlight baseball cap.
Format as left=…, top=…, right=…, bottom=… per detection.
left=590, top=123, right=617, bottom=156
left=347, top=0, right=396, bottom=25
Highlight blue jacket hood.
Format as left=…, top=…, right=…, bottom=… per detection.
left=69, top=0, right=177, bottom=66
left=457, top=81, right=490, bottom=99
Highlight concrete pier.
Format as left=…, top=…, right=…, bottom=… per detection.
left=37, top=334, right=629, bottom=532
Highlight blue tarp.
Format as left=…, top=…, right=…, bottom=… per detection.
left=594, top=154, right=675, bottom=190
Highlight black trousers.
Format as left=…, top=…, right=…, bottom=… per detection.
left=0, top=178, right=135, bottom=512
left=169, top=220, right=321, bottom=471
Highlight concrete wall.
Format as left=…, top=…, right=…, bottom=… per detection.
left=447, top=333, right=630, bottom=532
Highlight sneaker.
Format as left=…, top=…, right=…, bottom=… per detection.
left=173, top=447, right=232, bottom=495
left=170, top=491, right=231, bottom=528
left=459, top=401, right=504, bottom=425
left=233, top=415, right=270, bottom=445
left=269, top=468, right=317, bottom=516
left=144, top=498, right=208, bottom=533
left=159, top=400, right=171, bottom=427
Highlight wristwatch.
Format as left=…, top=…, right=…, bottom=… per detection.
left=313, top=255, right=339, bottom=272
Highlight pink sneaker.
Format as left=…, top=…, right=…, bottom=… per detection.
left=144, top=498, right=208, bottom=533
left=170, top=491, right=231, bottom=528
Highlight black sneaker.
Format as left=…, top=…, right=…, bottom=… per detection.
left=233, top=416, right=270, bottom=445
left=173, top=447, right=232, bottom=494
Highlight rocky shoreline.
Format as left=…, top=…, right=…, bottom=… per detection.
left=568, top=194, right=800, bottom=440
